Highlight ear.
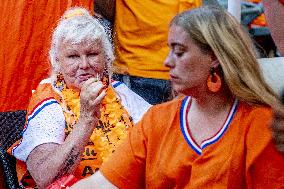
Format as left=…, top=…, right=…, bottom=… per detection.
left=53, top=57, right=61, bottom=73
left=210, top=52, right=219, bottom=68
left=210, top=59, right=220, bottom=69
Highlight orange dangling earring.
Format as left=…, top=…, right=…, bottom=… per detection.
left=207, top=67, right=222, bottom=92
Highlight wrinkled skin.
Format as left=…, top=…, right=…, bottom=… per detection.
left=263, top=0, right=284, bottom=153
left=263, top=0, right=284, bottom=55
left=26, top=38, right=108, bottom=188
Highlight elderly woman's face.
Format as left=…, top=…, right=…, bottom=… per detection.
left=57, top=39, right=105, bottom=90
left=164, top=25, right=212, bottom=96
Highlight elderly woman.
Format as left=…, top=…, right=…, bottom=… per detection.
left=71, top=6, right=284, bottom=189
left=9, top=7, right=151, bottom=188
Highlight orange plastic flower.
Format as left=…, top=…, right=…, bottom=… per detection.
left=60, top=84, right=133, bottom=164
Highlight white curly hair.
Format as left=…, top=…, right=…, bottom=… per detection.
left=49, top=7, right=114, bottom=78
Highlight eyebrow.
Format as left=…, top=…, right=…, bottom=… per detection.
left=169, top=42, right=187, bottom=49
left=65, top=50, right=78, bottom=54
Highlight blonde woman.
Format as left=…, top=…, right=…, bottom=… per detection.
left=72, top=6, right=284, bottom=189
left=9, top=7, right=151, bottom=189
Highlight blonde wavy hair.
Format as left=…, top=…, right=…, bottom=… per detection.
left=171, top=6, right=282, bottom=109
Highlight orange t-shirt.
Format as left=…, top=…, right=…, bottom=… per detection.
left=113, top=0, right=202, bottom=80
left=0, top=0, right=93, bottom=112
left=101, top=97, right=284, bottom=188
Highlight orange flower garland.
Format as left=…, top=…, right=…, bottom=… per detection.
left=57, top=78, right=133, bottom=162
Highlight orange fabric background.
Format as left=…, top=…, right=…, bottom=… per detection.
left=0, top=0, right=93, bottom=112
left=113, top=0, right=202, bottom=80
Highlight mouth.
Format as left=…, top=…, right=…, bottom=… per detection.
left=170, top=74, right=178, bottom=80
left=77, top=73, right=94, bottom=81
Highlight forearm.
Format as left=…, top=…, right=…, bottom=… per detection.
left=94, top=0, right=116, bottom=22
left=27, top=119, right=97, bottom=188
left=51, top=120, right=95, bottom=178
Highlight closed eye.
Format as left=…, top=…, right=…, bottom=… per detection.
left=175, top=52, right=184, bottom=57
left=67, top=54, right=79, bottom=58
left=173, top=45, right=185, bottom=57
left=87, top=52, right=99, bottom=56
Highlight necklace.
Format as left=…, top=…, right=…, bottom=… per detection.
left=55, top=75, right=134, bottom=161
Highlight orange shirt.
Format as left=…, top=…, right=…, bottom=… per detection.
left=101, top=97, right=284, bottom=188
left=113, top=0, right=202, bottom=80
left=248, top=0, right=262, bottom=3
left=0, top=0, right=93, bottom=112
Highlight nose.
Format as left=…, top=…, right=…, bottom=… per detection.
left=79, top=55, right=89, bottom=69
left=164, top=53, right=174, bottom=68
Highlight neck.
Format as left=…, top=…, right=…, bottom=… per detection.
left=189, top=87, right=234, bottom=115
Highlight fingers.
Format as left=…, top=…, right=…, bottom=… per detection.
left=271, top=115, right=284, bottom=154
left=273, top=132, right=284, bottom=153
left=272, top=128, right=284, bottom=141
left=96, top=89, right=107, bottom=102
left=81, top=77, right=105, bottom=97
left=91, top=90, right=107, bottom=118
left=271, top=116, right=284, bottom=132
left=90, top=82, right=105, bottom=96
left=82, top=78, right=102, bottom=91
left=90, top=89, right=107, bottom=106
left=275, top=143, right=284, bottom=154
left=80, top=78, right=106, bottom=106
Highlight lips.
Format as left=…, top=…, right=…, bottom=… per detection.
left=170, top=74, right=178, bottom=80
left=78, top=73, right=93, bottom=81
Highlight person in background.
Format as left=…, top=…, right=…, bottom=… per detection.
left=8, top=7, right=151, bottom=189
left=263, top=0, right=284, bottom=153
left=71, top=6, right=284, bottom=188
left=94, top=0, right=202, bottom=105
left=263, top=0, right=284, bottom=56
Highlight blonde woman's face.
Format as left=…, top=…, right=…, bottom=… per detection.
left=164, top=25, right=212, bottom=96
left=57, top=39, right=105, bottom=90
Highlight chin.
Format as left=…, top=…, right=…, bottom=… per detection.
left=69, top=85, right=81, bottom=92
left=76, top=83, right=84, bottom=91
left=173, top=87, right=186, bottom=95
left=66, top=81, right=81, bottom=91
left=172, top=83, right=183, bottom=92
left=174, top=86, right=195, bottom=97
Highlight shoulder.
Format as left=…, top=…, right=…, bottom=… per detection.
left=32, top=78, right=58, bottom=99
left=149, top=97, right=183, bottom=114
left=111, top=81, right=132, bottom=95
left=27, top=78, right=61, bottom=115
left=236, top=102, right=273, bottom=137
left=111, top=80, right=151, bottom=123
left=111, top=80, right=124, bottom=89
left=237, top=102, right=274, bottom=164
left=139, top=97, right=183, bottom=124
left=132, top=97, right=184, bottom=142
left=236, top=102, right=272, bottom=125
left=111, top=81, right=141, bottom=98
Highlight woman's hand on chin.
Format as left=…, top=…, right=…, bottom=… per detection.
left=79, top=77, right=106, bottom=126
